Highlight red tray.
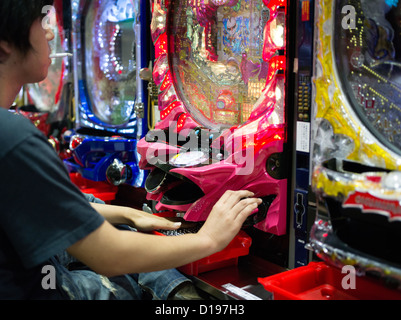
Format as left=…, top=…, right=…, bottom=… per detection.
left=153, top=213, right=252, bottom=276
left=69, top=172, right=117, bottom=203
left=178, top=230, right=252, bottom=276
left=258, top=262, right=401, bottom=300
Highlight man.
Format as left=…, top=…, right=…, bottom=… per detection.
left=0, top=0, right=261, bottom=299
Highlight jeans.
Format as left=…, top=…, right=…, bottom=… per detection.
left=52, top=251, right=190, bottom=300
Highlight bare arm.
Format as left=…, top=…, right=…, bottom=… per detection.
left=89, top=202, right=182, bottom=232
left=67, top=190, right=261, bottom=277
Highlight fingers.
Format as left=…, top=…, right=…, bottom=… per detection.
left=134, top=215, right=182, bottom=232
left=159, top=221, right=182, bottom=231
left=155, top=217, right=198, bottom=231
left=219, top=190, right=256, bottom=206
left=152, top=217, right=182, bottom=231
left=197, top=190, right=263, bottom=252
left=214, top=190, right=262, bottom=225
left=232, top=197, right=262, bottom=224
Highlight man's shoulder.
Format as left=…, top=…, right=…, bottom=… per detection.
left=0, top=108, right=37, bottom=130
left=0, top=108, right=42, bottom=158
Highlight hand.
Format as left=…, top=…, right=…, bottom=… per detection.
left=128, top=212, right=182, bottom=232
left=90, top=202, right=182, bottom=232
left=198, top=190, right=262, bottom=252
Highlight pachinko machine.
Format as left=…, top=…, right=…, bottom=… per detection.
left=310, top=0, right=401, bottom=286
left=137, top=0, right=291, bottom=239
left=64, top=0, right=150, bottom=187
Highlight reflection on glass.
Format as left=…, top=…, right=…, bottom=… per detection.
left=84, top=0, right=137, bottom=125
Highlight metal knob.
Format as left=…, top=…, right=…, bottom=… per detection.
left=106, top=158, right=130, bottom=186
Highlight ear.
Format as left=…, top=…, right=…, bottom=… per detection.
left=0, top=41, right=13, bottom=63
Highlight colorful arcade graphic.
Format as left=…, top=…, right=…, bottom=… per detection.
left=137, top=0, right=289, bottom=235
left=64, top=0, right=149, bottom=187
left=310, top=0, right=401, bottom=283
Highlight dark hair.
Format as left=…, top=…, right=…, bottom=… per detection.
left=0, top=0, right=55, bottom=55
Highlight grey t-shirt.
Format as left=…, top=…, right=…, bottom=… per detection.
left=0, top=108, right=105, bottom=299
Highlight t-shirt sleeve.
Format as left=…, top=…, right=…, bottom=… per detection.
left=0, top=133, right=105, bottom=269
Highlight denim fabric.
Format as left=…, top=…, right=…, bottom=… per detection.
left=135, top=270, right=191, bottom=300
left=83, top=193, right=106, bottom=204
left=52, top=250, right=190, bottom=300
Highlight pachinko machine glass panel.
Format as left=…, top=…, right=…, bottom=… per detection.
left=17, top=0, right=72, bottom=160
left=65, top=0, right=149, bottom=187
left=137, top=0, right=289, bottom=235
left=310, top=0, right=401, bottom=284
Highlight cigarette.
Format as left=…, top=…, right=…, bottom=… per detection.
left=49, top=53, right=73, bottom=58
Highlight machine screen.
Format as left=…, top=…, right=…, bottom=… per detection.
left=83, top=0, right=138, bottom=125
left=168, top=0, right=284, bottom=130
left=334, top=0, right=401, bottom=154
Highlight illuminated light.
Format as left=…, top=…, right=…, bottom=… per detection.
left=267, top=0, right=287, bottom=9
left=262, top=9, right=286, bottom=61
left=237, top=119, right=286, bottom=153
left=264, top=0, right=287, bottom=19
left=271, top=25, right=284, bottom=47
left=266, top=56, right=286, bottom=82
left=176, top=113, right=188, bottom=133
left=160, top=109, right=169, bottom=120
left=275, top=85, right=282, bottom=100
left=160, top=71, right=173, bottom=91
left=70, top=135, right=84, bottom=150
left=97, top=20, right=127, bottom=80
left=160, top=101, right=182, bottom=120
left=155, top=33, right=168, bottom=58
left=104, top=0, right=135, bottom=22
left=245, top=141, right=256, bottom=148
